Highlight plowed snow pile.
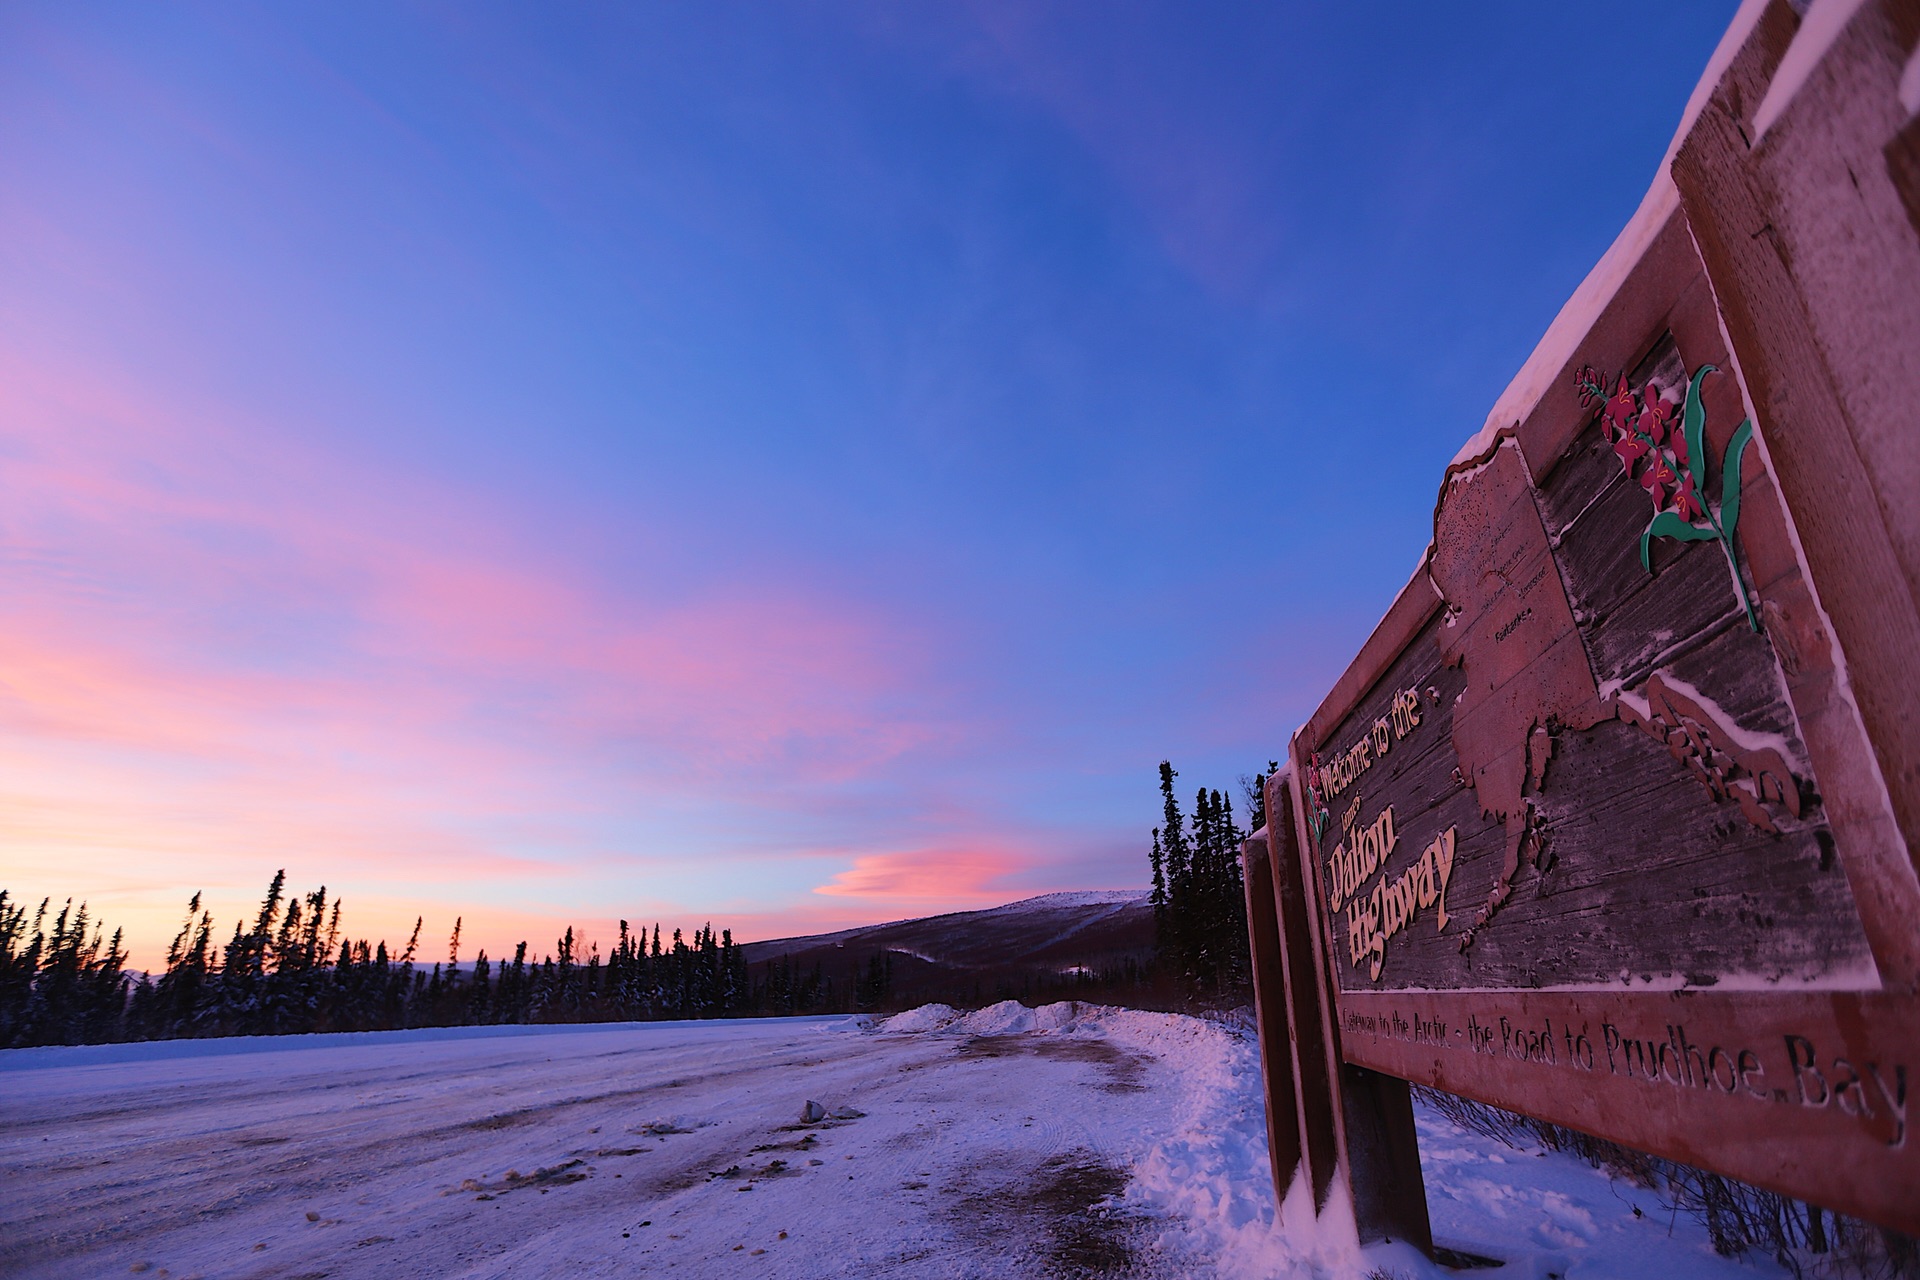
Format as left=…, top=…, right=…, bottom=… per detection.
left=0, top=1004, right=1780, bottom=1279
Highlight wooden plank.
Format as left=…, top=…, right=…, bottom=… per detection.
left=1339, top=1065, right=1431, bottom=1254
left=1279, top=763, right=1434, bottom=1249
left=1305, top=620, right=1870, bottom=993
left=1241, top=832, right=1304, bottom=1200
left=1674, top=1, right=1920, bottom=986
left=1337, top=988, right=1920, bottom=1236
left=1745, top=0, right=1920, bottom=606
left=1299, top=572, right=1444, bottom=763
left=1510, top=210, right=1704, bottom=481
left=1886, top=113, right=1920, bottom=241
left=1271, top=771, right=1342, bottom=1210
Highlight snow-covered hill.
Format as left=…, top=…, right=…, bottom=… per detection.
left=740, top=891, right=1154, bottom=1002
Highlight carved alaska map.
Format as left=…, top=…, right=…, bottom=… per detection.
left=1428, top=440, right=1613, bottom=950
left=1305, top=386, right=1872, bottom=994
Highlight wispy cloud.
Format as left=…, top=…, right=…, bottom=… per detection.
left=814, top=845, right=1021, bottom=905
left=0, top=336, right=962, bottom=962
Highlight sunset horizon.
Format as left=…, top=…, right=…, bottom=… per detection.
left=1, top=3, right=1735, bottom=971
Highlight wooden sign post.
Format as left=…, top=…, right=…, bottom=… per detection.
left=1246, top=0, right=1920, bottom=1240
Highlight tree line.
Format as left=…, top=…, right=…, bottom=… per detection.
left=1147, top=760, right=1268, bottom=993
left=0, top=873, right=891, bottom=1049
left=1, top=764, right=1272, bottom=1048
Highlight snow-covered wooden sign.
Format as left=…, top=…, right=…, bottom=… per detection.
left=1243, top=1, right=1920, bottom=1249
left=1308, top=343, right=1867, bottom=996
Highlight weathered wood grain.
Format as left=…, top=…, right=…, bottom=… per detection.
left=1308, top=369, right=1876, bottom=994
left=1674, top=0, right=1920, bottom=985
left=1239, top=834, right=1302, bottom=1198
left=1337, top=987, right=1920, bottom=1236
left=1311, top=645, right=1870, bottom=995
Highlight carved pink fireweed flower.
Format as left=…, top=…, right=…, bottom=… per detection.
left=1573, top=366, right=1615, bottom=428
left=1574, top=362, right=1759, bottom=630
left=1672, top=474, right=1704, bottom=523
left=1637, top=389, right=1674, bottom=446
left=1304, top=752, right=1331, bottom=843
left=1640, top=452, right=1677, bottom=509
left=1603, top=375, right=1638, bottom=441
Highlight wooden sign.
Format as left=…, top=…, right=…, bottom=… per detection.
left=1311, top=346, right=1872, bottom=997
left=1243, top=0, right=1920, bottom=1246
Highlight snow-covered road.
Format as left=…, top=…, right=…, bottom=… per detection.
left=0, top=1003, right=1782, bottom=1279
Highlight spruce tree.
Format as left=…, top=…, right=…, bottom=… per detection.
left=1146, top=763, right=1257, bottom=994
left=469, top=950, right=492, bottom=1023
left=1149, top=830, right=1167, bottom=927
left=1158, top=762, right=1189, bottom=969
left=1241, top=761, right=1279, bottom=833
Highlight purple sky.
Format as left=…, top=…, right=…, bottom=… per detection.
left=0, top=2, right=1737, bottom=964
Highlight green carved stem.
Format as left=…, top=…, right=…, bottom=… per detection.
left=1719, top=419, right=1758, bottom=631
left=1641, top=367, right=1760, bottom=632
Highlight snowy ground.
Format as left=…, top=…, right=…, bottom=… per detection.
left=0, top=1003, right=1786, bottom=1279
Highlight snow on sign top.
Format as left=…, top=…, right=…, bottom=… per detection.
left=1449, top=0, right=1771, bottom=472
left=1309, top=217, right=1869, bottom=995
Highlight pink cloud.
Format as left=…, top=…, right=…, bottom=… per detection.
left=0, top=337, right=974, bottom=966
left=813, top=846, right=1020, bottom=904
left=0, top=343, right=944, bottom=779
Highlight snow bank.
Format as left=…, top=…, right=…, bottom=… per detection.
left=954, top=999, right=1036, bottom=1034
left=1081, top=1009, right=1368, bottom=1278
left=880, top=1001, right=1781, bottom=1279
left=877, top=1003, right=960, bottom=1033
left=878, top=1002, right=1361, bottom=1274
left=881, top=999, right=1087, bottom=1036
left=1031, top=1000, right=1083, bottom=1031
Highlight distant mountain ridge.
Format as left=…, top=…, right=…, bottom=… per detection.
left=741, top=890, right=1154, bottom=1007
